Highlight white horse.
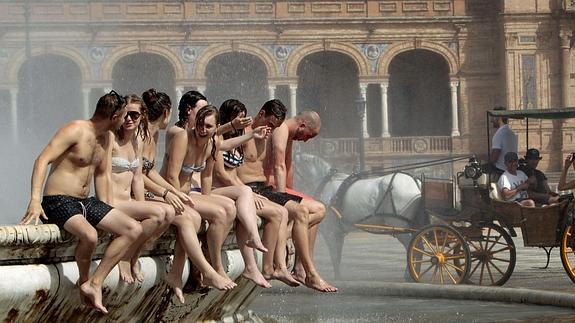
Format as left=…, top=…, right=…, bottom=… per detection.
left=293, top=153, right=428, bottom=279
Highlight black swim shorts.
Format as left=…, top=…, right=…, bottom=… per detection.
left=245, top=182, right=302, bottom=206
left=41, top=195, right=113, bottom=229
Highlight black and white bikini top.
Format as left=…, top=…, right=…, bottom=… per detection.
left=223, top=151, right=244, bottom=169
left=142, top=157, right=155, bottom=173
left=111, top=156, right=141, bottom=173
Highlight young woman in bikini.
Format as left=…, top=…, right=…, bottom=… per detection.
left=165, top=105, right=272, bottom=288
left=140, top=89, right=236, bottom=303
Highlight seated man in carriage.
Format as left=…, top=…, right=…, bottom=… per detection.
left=497, top=152, right=535, bottom=207
left=518, top=148, right=560, bottom=206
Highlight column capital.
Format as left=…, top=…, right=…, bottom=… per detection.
left=560, top=30, right=573, bottom=49
left=450, top=80, right=460, bottom=87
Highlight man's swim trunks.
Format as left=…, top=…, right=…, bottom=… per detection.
left=245, top=182, right=302, bottom=206
left=41, top=195, right=113, bottom=229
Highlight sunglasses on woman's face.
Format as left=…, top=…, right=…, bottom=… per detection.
left=124, top=111, right=141, bottom=120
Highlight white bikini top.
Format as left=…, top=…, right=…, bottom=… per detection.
left=111, top=156, right=141, bottom=173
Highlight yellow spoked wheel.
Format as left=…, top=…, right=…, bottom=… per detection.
left=407, top=224, right=471, bottom=285
left=464, top=223, right=515, bottom=286
left=560, top=224, right=575, bottom=283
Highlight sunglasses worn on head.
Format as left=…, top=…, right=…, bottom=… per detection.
left=124, top=111, right=141, bottom=120
left=109, top=90, right=125, bottom=120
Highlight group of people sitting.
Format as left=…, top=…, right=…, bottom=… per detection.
left=489, top=107, right=575, bottom=206
left=20, top=89, right=337, bottom=314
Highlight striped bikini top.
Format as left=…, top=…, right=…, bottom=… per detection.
left=223, top=151, right=244, bottom=169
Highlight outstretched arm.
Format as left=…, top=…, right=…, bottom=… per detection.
left=21, top=122, right=81, bottom=225
left=558, top=155, right=575, bottom=191
left=217, top=115, right=252, bottom=135
left=219, top=126, right=270, bottom=151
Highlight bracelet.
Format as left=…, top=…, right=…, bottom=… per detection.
left=231, top=121, right=237, bottom=131
left=162, top=188, right=171, bottom=199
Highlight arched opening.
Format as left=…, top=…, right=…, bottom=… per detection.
left=205, top=52, right=268, bottom=115
left=297, top=51, right=359, bottom=138
left=18, top=54, right=83, bottom=144
left=112, top=53, right=176, bottom=103
left=388, top=49, right=450, bottom=136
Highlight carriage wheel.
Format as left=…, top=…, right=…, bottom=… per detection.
left=560, top=224, right=575, bottom=283
left=463, top=223, right=516, bottom=286
left=407, top=224, right=470, bottom=285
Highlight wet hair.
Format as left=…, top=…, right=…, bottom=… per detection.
left=295, top=110, right=321, bottom=131
left=142, top=88, right=171, bottom=122
left=493, top=106, right=508, bottom=124
left=117, top=94, right=149, bottom=142
left=195, top=105, right=219, bottom=161
left=176, top=90, right=207, bottom=129
left=93, top=90, right=125, bottom=119
left=219, top=99, right=247, bottom=158
left=260, top=99, right=287, bottom=122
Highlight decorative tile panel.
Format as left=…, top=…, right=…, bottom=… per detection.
left=255, top=4, right=273, bottom=14
left=311, top=3, right=342, bottom=13
left=403, top=2, right=428, bottom=12
left=379, top=3, right=397, bottom=12
left=196, top=4, right=215, bottom=14
left=221, top=4, right=250, bottom=14
left=433, top=1, right=451, bottom=11
left=288, top=3, right=305, bottom=13
left=347, top=3, right=366, bottom=13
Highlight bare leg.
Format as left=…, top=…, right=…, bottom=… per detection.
left=213, top=186, right=267, bottom=253
left=166, top=209, right=236, bottom=302
left=191, top=193, right=235, bottom=278
left=294, top=199, right=326, bottom=280
left=236, top=222, right=271, bottom=288
left=63, top=215, right=99, bottom=307
left=284, top=201, right=337, bottom=293
left=79, top=209, right=143, bottom=313
left=114, top=200, right=175, bottom=283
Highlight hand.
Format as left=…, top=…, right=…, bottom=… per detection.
left=564, top=155, right=573, bottom=169
left=232, top=116, right=252, bottom=130
left=254, top=195, right=266, bottom=210
left=21, top=200, right=48, bottom=225
left=252, top=126, right=271, bottom=140
left=175, top=190, right=195, bottom=208
left=164, top=191, right=185, bottom=214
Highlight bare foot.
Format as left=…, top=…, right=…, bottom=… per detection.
left=216, top=268, right=232, bottom=281
left=269, top=268, right=300, bottom=287
left=76, top=280, right=93, bottom=308
left=291, top=270, right=306, bottom=285
left=305, top=275, right=338, bottom=293
left=164, top=273, right=185, bottom=304
left=245, top=238, right=268, bottom=253
left=202, top=271, right=237, bottom=291
left=131, top=259, right=144, bottom=283
left=80, top=281, right=108, bottom=313
left=118, top=260, right=134, bottom=284
left=242, top=268, right=272, bottom=288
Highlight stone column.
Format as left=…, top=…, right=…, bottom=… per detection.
left=82, top=87, right=91, bottom=119
left=359, top=83, right=368, bottom=138
left=561, top=31, right=572, bottom=107
left=450, top=80, right=460, bottom=137
left=268, top=85, right=276, bottom=100
left=175, top=86, right=184, bottom=106
left=288, top=84, right=297, bottom=117
left=9, top=87, right=18, bottom=143
left=379, top=81, right=390, bottom=137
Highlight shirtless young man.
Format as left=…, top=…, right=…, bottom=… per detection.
left=264, top=110, right=328, bottom=287
left=20, top=91, right=144, bottom=313
left=238, top=100, right=337, bottom=292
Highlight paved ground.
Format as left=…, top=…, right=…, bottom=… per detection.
left=249, top=229, right=575, bottom=322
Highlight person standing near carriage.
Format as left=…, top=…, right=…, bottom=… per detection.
left=490, top=107, right=518, bottom=175
left=261, top=109, right=335, bottom=292
left=498, top=152, right=536, bottom=207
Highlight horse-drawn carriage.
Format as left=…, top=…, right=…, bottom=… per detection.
left=295, top=107, right=575, bottom=286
